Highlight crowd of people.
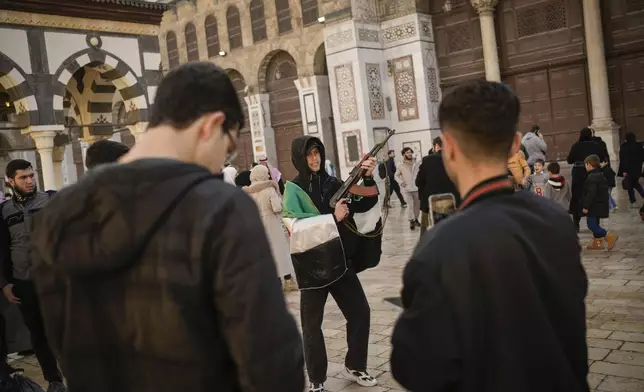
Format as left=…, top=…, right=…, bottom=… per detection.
left=0, top=62, right=642, bottom=392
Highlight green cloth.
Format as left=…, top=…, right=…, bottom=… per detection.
left=282, top=181, right=320, bottom=219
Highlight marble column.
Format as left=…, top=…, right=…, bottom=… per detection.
left=30, top=129, right=58, bottom=191
left=245, top=93, right=277, bottom=164
left=52, top=146, right=65, bottom=189
left=582, top=0, right=620, bottom=158
left=472, top=0, right=501, bottom=82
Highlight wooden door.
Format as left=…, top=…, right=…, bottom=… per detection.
left=620, top=55, right=644, bottom=141
left=233, top=131, right=254, bottom=170
left=274, top=122, right=302, bottom=181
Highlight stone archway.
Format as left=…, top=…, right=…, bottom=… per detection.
left=261, top=50, right=302, bottom=181
left=0, top=51, right=39, bottom=127
left=52, top=48, right=148, bottom=135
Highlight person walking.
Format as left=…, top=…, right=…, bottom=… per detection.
left=391, top=80, right=588, bottom=392
left=395, top=147, right=421, bottom=229
left=244, top=164, right=295, bottom=291
left=282, top=136, right=382, bottom=392
left=617, top=132, right=644, bottom=209
left=29, top=62, right=304, bottom=392
left=567, top=128, right=608, bottom=232
left=521, top=125, right=547, bottom=171
left=384, top=150, right=406, bottom=207
left=0, top=159, right=66, bottom=392
left=507, top=149, right=530, bottom=189
left=415, top=137, right=460, bottom=235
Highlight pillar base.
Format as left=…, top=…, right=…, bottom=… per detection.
left=590, top=118, right=620, bottom=161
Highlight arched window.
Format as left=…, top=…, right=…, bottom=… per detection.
left=275, top=0, right=292, bottom=34
left=250, top=0, right=267, bottom=42
left=205, top=15, right=220, bottom=57
left=227, top=6, right=243, bottom=50
left=166, top=31, right=179, bottom=69
left=185, top=23, right=199, bottom=62
left=300, top=0, right=318, bottom=26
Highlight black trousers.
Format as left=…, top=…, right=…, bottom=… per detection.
left=12, top=280, right=63, bottom=382
left=300, top=269, right=370, bottom=384
left=388, top=178, right=406, bottom=205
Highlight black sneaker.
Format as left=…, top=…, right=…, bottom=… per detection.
left=401, top=203, right=408, bottom=208
left=414, top=219, right=421, bottom=227
left=309, top=382, right=324, bottom=392
left=409, top=220, right=416, bottom=230
left=47, top=381, right=68, bottom=392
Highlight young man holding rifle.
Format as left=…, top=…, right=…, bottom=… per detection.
left=282, top=135, right=383, bottom=392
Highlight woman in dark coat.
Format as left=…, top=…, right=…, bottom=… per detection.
left=567, top=127, right=608, bottom=231
left=617, top=132, right=644, bottom=208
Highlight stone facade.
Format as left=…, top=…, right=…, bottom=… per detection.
left=0, top=8, right=162, bottom=191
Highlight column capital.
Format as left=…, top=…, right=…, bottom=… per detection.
left=471, top=0, right=499, bottom=15
left=30, top=130, right=58, bottom=151
left=127, top=121, right=149, bottom=141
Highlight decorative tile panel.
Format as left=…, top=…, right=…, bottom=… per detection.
left=334, top=63, right=359, bottom=123
left=393, top=55, right=419, bottom=121
left=382, top=22, right=416, bottom=43
left=326, top=29, right=354, bottom=48
left=420, top=21, right=433, bottom=40
left=366, top=63, right=385, bottom=120
left=427, top=67, right=440, bottom=103
left=358, top=28, right=379, bottom=43
left=342, top=130, right=362, bottom=166
left=251, top=110, right=260, bottom=130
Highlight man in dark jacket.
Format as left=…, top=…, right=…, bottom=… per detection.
left=30, top=62, right=304, bottom=392
left=391, top=80, right=588, bottom=392
left=0, top=159, right=65, bottom=392
left=617, top=132, right=644, bottom=208
left=384, top=150, right=406, bottom=207
left=415, top=137, right=460, bottom=235
left=282, top=136, right=381, bottom=392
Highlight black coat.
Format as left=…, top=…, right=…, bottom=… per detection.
left=30, top=160, right=304, bottom=392
left=415, top=151, right=460, bottom=213
left=391, top=178, right=588, bottom=392
left=583, top=169, right=610, bottom=219
left=601, top=166, right=616, bottom=188
left=567, top=138, right=606, bottom=215
left=617, top=141, right=644, bottom=179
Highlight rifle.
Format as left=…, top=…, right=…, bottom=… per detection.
left=329, top=128, right=396, bottom=208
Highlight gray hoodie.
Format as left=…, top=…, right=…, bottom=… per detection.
left=522, top=132, right=548, bottom=165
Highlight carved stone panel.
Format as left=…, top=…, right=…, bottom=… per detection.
left=516, top=0, right=567, bottom=38
left=393, top=55, right=419, bottom=121
left=326, top=29, right=354, bottom=48
left=334, top=63, right=359, bottom=123
left=382, top=22, right=417, bottom=44
left=366, top=63, right=385, bottom=119
left=358, top=28, right=380, bottom=43
left=427, top=67, right=440, bottom=103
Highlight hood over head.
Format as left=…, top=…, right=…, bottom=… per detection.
left=31, top=159, right=214, bottom=277
left=250, top=164, right=270, bottom=183
left=291, top=136, right=327, bottom=187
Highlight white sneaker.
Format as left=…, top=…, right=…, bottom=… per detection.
left=345, top=367, right=377, bottom=387
left=309, top=382, right=324, bottom=392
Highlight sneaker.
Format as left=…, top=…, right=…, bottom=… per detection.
left=611, top=206, right=619, bottom=212
left=309, top=382, right=324, bottom=392
left=47, top=381, right=68, bottom=392
left=409, top=220, right=416, bottom=230
left=414, top=219, right=421, bottom=227
left=587, top=238, right=605, bottom=251
left=605, top=232, right=619, bottom=250
left=345, top=368, right=377, bottom=387
left=401, top=203, right=408, bottom=208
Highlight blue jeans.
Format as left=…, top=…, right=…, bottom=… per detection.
left=587, top=216, right=607, bottom=238
left=608, top=187, right=617, bottom=210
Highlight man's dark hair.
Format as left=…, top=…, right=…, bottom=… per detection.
left=530, top=124, right=540, bottom=133
left=625, top=132, right=636, bottom=143
left=6, top=159, right=33, bottom=179
left=85, top=140, right=130, bottom=169
left=432, top=137, right=442, bottom=148
left=534, top=158, right=545, bottom=166
left=149, top=62, right=244, bottom=132
left=585, top=154, right=601, bottom=168
left=388, top=150, right=394, bottom=155
left=439, top=79, right=520, bottom=160
left=401, top=147, right=413, bottom=155
left=547, top=161, right=560, bottom=174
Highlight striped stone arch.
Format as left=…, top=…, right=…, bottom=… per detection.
left=0, top=51, right=39, bottom=127
left=52, top=48, right=148, bottom=127
left=257, top=49, right=297, bottom=93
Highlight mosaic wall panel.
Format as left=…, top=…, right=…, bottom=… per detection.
left=427, top=67, right=440, bottom=103
left=342, top=130, right=362, bottom=166
left=334, top=63, right=359, bottom=123
left=326, top=29, right=354, bottom=48
left=366, top=63, right=385, bottom=120
left=358, top=28, right=380, bottom=43
left=393, top=55, right=419, bottom=121
left=382, top=22, right=417, bottom=43
left=420, top=21, right=433, bottom=40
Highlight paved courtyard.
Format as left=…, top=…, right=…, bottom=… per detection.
left=12, top=188, right=644, bottom=391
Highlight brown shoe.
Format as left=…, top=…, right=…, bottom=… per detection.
left=605, top=232, right=619, bottom=250
left=587, top=238, right=605, bottom=250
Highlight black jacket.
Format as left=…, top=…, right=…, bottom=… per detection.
left=617, top=141, right=644, bottom=178
left=583, top=168, right=610, bottom=219
left=567, top=138, right=608, bottom=165
left=391, top=176, right=588, bottom=392
left=415, top=151, right=460, bottom=213
left=601, top=166, right=616, bottom=188
left=385, top=157, right=397, bottom=180
left=30, top=159, right=304, bottom=392
left=289, top=136, right=382, bottom=276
